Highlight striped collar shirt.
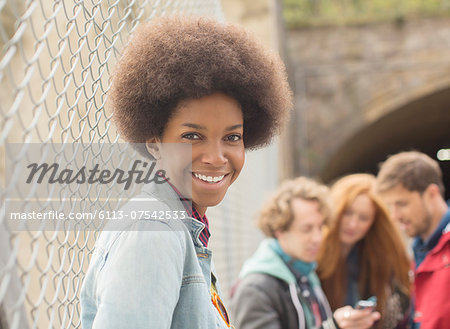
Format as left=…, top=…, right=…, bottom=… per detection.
left=162, top=177, right=211, bottom=247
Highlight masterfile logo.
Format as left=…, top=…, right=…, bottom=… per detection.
left=4, top=142, right=192, bottom=231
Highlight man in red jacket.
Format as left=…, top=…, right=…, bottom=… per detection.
left=377, top=151, right=450, bottom=329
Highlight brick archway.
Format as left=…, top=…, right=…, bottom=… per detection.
left=320, top=86, right=450, bottom=199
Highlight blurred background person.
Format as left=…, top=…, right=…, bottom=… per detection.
left=230, top=176, right=380, bottom=329
left=317, top=174, right=410, bottom=329
left=377, top=151, right=450, bottom=329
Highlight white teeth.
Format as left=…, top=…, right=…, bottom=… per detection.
left=193, top=173, right=225, bottom=183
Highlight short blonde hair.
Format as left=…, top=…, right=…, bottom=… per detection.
left=258, top=176, right=330, bottom=237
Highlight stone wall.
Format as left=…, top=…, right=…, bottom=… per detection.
left=287, top=17, right=450, bottom=183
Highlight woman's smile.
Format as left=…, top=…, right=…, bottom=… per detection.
left=192, top=172, right=228, bottom=184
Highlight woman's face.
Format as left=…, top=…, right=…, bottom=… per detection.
left=153, top=92, right=245, bottom=215
left=339, top=194, right=376, bottom=248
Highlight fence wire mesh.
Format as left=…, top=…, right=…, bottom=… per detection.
left=0, top=0, right=280, bottom=328
left=0, top=1, right=279, bottom=328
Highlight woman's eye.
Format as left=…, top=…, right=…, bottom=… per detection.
left=182, top=133, right=201, bottom=140
left=225, top=134, right=242, bottom=142
left=343, top=210, right=352, bottom=217
left=359, top=215, right=371, bottom=222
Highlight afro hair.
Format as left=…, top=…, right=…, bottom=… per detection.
left=110, top=16, right=292, bottom=155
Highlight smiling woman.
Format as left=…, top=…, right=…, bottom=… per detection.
left=150, top=92, right=245, bottom=216
left=80, top=15, right=292, bottom=329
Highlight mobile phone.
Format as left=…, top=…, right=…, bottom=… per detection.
left=355, top=296, right=377, bottom=311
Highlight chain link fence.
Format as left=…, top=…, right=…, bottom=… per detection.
left=0, top=0, right=281, bottom=328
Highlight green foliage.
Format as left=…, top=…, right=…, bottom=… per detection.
left=283, top=0, right=450, bottom=28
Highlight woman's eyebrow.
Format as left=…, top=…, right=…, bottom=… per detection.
left=181, top=123, right=243, bottom=131
left=182, top=123, right=206, bottom=130
left=226, top=124, right=243, bottom=131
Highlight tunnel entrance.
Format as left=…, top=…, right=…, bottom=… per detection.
left=321, top=87, right=450, bottom=200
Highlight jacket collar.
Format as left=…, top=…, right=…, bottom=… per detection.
left=141, top=180, right=206, bottom=248
left=413, top=208, right=450, bottom=252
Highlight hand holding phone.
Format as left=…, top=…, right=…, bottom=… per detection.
left=334, top=303, right=381, bottom=329
left=355, top=296, right=377, bottom=311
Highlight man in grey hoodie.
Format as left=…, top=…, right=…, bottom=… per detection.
left=230, top=177, right=380, bottom=329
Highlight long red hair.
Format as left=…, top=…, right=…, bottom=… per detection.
left=317, top=174, right=410, bottom=324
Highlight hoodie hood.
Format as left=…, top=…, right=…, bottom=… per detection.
left=237, top=238, right=336, bottom=329
left=239, top=238, right=296, bottom=284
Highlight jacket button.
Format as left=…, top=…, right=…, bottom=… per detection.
left=443, top=255, right=449, bottom=266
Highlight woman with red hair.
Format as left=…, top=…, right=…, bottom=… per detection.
left=317, top=174, right=411, bottom=329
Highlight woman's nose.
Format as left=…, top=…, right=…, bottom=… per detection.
left=200, top=141, right=227, bottom=166
left=347, top=216, right=358, bottom=228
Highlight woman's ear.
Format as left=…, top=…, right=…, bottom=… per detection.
left=145, top=138, right=161, bottom=160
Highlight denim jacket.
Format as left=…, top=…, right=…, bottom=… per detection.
left=80, top=180, right=230, bottom=329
